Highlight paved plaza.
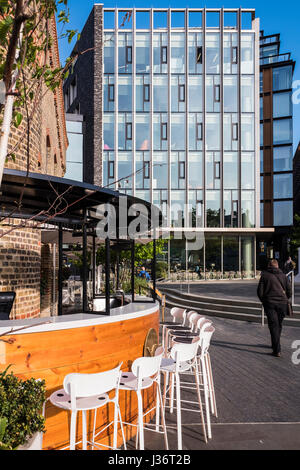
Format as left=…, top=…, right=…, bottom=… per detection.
left=129, top=311, right=300, bottom=450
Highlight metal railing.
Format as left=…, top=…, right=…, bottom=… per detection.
left=261, top=270, right=295, bottom=326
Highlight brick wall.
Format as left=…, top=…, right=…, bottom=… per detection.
left=0, top=221, right=41, bottom=319
left=0, top=15, right=67, bottom=319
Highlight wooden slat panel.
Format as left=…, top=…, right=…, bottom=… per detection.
left=0, top=310, right=159, bottom=449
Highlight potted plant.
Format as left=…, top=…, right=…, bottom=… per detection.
left=0, top=366, right=46, bottom=450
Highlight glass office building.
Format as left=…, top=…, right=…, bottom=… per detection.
left=65, top=6, right=270, bottom=280
left=102, top=8, right=261, bottom=279
left=259, top=31, right=295, bottom=264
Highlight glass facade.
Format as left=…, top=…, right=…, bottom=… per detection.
left=65, top=118, right=83, bottom=182
left=260, top=32, right=294, bottom=228
left=103, top=8, right=259, bottom=279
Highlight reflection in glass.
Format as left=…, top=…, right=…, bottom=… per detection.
left=103, top=114, right=114, bottom=150
left=241, top=114, right=254, bottom=150
left=153, top=76, right=168, bottom=112
left=118, top=76, right=132, bottom=111
left=206, top=114, right=220, bottom=151
left=189, top=76, right=203, bottom=112
left=188, top=152, right=203, bottom=189
left=241, top=153, right=255, bottom=189
left=118, top=152, right=132, bottom=190
left=273, top=65, right=293, bottom=91
left=223, top=152, right=238, bottom=189
left=171, top=33, right=185, bottom=74
left=273, top=146, right=292, bottom=171
left=136, top=114, right=150, bottom=150
left=224, top=76, right=238, bottom=112
left=171, top=114, right=185, bottom=150
left=136, top=33, right=150, bottom=73
left=104, top=33, right=115, bottom=73
left=171, top=191, right=185, bottom=227
left=206, top=190, right=221, bottom=227
left=274, top=200, right=293, bottom=226
left=153, top=152, right=168, bottom=189
left=223, top=237, right=239, bottom=274
left=205, top=236, right=221, bottom=275
left=273, top=92, right=292, bottom=118
left=273, top=173, right=293, bottom=199
left=241, top=236, right=254, bottom=277
left=241, top=34, right=254, bottom=74
left=273, top=119, right=292, bottom=145
left=241, top=76, right=254, bottom=112
left=241, top=191, right=255, bottom=228
left=206, top=33, right=220, bottom=74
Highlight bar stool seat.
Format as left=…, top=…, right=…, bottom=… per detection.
left=50, top=389, right=109, bottom=411
left=119, top=372, right=153, bottom=390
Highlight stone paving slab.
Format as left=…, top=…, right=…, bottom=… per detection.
left=129, top=312, right=300, bottom=450
left=160, top=280, right=300, bottom=305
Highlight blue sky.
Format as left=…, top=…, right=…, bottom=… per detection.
left=58, top=0, right=300, bottom=149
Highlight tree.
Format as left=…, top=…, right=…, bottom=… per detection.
left=0, top=0, right=79, bottom=186
left=290, top=213, right=300, bottom=261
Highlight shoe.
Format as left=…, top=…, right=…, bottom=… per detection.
left=272, top=352, right=281, bottom=357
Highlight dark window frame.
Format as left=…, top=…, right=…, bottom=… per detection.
left=143, top=160, right=150, bottom=179
left=143, top=84, right=150, bottom=102
left=178, top=84, right=185, bottom=102
left=161, top=46, right=168, bottom=64
left=214, top=161, right=221, bottom=179
left=179, top=161, right=186, bottom=179
left=214, top=84, right=221, bottom=103
left=196, top=46, right=203, bottom=64
left=232, top=46, right=238, bottom=64
left=126, top=45, right=132, bottom=64
left=196, top=122, right=203, bottom=141
left=126, top=122, right=132, bottom=140
left=108, top=160, right=115, bottom=179
left=108, top=84, right=115, bottom=102
left=232, top=122, right=239, bottom=141
left=161, top=122, right=168, bottom=141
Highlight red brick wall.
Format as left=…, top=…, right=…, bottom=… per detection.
left=0, top=15, right=67, bottom=319
left=0, top=221, right=41, bottom=319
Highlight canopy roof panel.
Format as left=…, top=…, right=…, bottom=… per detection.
left=0, top=169, right=162, bottom=234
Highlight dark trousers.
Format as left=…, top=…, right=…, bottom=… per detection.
left=264, top=303, right=287, bottom=354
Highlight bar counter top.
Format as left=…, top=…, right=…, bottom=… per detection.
left=0, top=299, right=159, bottom=335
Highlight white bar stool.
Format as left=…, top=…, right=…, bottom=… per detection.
left=119, top=352, right=168, bottom=450
left=49, top=364, right=126, bottom=450
left=159, top=339, right=207, bottom=450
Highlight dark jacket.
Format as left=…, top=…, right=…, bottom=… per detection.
left=257, top=267, right=292, bottom=305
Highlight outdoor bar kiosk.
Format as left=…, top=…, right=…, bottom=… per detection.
left=0, top=170, right=162, bottom=449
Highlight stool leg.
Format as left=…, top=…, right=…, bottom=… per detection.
left=201, top=356, right=212, bottom=439
left=194, top=361, right=207, bottom=443
left=155, top=376, right=160, bottom=432
left=157, top=380, right=169, bottom=450
left=170, top=374, right=175, bottom=413
left=92, top=409, right=97, bottom=450
left=82, top=410, right=87, bottom=450
left=137, top=390, right=144, bottom=450
left=113, top=401, right=118, bottom=449
left=118, top=405, right=127, bottom=450
left=70, top=410, right=77, bottom=450
left=207, top=353, right=217, bottom=417
left=175, top=372, right=182, bottom=450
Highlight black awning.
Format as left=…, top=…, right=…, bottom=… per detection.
left=0, top=169, right=162, bottom=233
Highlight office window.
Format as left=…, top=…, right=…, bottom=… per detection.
left=136, top=33, right=150, bottom=73
left=241, top=76, right=254, bottom=112
left=273, top=146, right=293, bottom=171
left=273, top=92, right=292, bottom=118
left=143, top=84, right=150, bottom=102
left=224, top=76, right=238, bottom=112
left=188, top=152, right=203, bottom=189
left=273, top=119, right=292, bottom=145
left=171, top=33, right=185, bottom=74
left=108, top=84, right=114, bottom=102
left=274, top=200, right=293, bottom=226
left=273, top=173, right=293, bottom=199
left=223, top=152, right=238, bottom=189
left=206, top=33, right=220, bottom=74
left=273, top=65, right=293, bottom=91
left=241, top=34, right=254, bottom=74
left=189, top=76, right=202, bottom=112
left=153, top=75, right=168, bottom=112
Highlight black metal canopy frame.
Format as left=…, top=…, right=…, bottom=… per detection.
left=0, top=169, right=163, bottom=316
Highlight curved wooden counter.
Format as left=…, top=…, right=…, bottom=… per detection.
left=0, top=301, right=160, bottom=450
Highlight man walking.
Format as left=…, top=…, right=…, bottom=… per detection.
left=257, top=259, right=292, bottom=357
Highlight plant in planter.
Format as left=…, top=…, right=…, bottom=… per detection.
left=0, top=367, right=46, bottom=450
